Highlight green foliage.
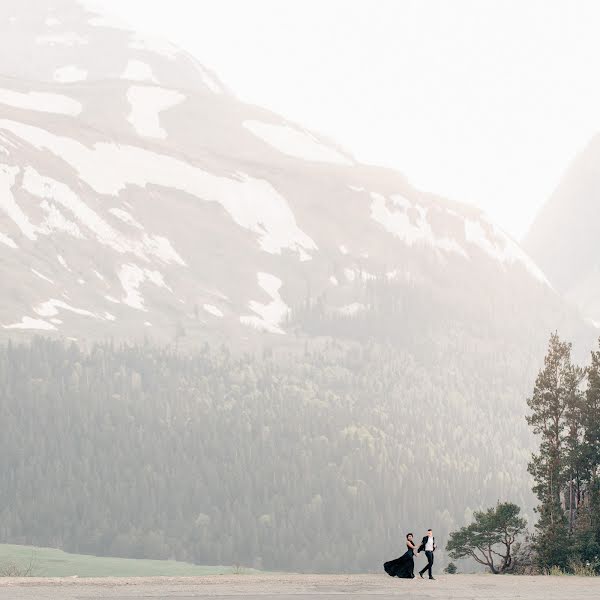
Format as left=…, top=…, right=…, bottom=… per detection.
left=526, top=334, right=600, bottom=572
left=543, top=558, right=600, bottom=577
left=443, top=562, right=457, bottom=574
left=0, top=336, right=537, bottom=573
left=446, top=502, right=527, bottom=573
left=546, top=565, right=568, bottom=576
left=584, top=346, right=600, bottom=531
left=526, top=333, right=583, bottom=569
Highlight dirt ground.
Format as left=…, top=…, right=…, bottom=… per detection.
left=1, top=573, right=599, bottom=599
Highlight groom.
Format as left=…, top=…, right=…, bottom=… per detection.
left=417, top=529, right=436, bottom=579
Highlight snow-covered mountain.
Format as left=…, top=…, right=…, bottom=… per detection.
left=525, top=135, right=600, bottom=327
left=0, top=0, right=574, bottom=347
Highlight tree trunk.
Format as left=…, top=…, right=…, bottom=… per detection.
left=569, top=479, right=574, bottom=532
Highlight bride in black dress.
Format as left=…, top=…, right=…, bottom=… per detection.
left=383, top=533, right=416, bottom=578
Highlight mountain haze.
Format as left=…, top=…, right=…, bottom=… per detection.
left=525, top=135, right=600, bottom=326
left=0, top=0, right=594, bottom=573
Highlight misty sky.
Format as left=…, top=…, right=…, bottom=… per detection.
left=97, top=0, right=600, bottom=240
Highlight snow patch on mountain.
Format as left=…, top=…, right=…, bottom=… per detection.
left=0, top=133, right=16, bottom=152
left=129, top=34, right=179, bottom=59
left=370, top=192, right=467, bottom=257
left=243, top=120, right=353, bottom=165
left=81, top=2, right=129, bottom=31
left=118, top=263, right=171, bottom=311
left=140, top=233, right=186, bottom=265
left=39, top=200, right=84, bottom=238
left=0, top=164, right=38, bottom=240
left=2, top=165, right=85, bottom=241
left=464, top=219, right=548, bottom=284
left=199, top=69, right=223, bottom=94
left=126, top=86, right=185, bottom=138
left=34, top=299, right=99, bottom=319
left=36, top=32, right=88, bottom=47
left=121, top=60, right=158, bottom=83
left=53, top=65, right=88, bottom=83
left=57, top=254, right=71, bottom=271
left=240, top=273, right=288, bottom=334
left=0, top=232, right=17, bottom=248
left=3, top=316, right=56, bottom=331
left=0, top=89, right=82, bottom=115
left=31, top=269, right=54, bottom=284
left=389, top=193, right=412, bottom=209
left=109, top=207, right=143, bottom=229
left=203, top=304, right=223, bottom=318
left=22, top=167, right=185, bottom=265
left=0, top=120, right=316, bottom=258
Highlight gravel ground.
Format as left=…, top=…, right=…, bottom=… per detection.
left=1, top=573, right=599, bottom=599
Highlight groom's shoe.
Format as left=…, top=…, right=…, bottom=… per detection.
left=429, top=577, right=436, bottom=580
left=418, top=572, right=424, bottom=579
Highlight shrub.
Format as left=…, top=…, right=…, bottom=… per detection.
left=444, top=562, right=457, bottom=574
left=568, top=556, right=600, bottom=577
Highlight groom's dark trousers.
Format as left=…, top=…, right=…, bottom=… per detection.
left=419, top=551, right=434, bottom=578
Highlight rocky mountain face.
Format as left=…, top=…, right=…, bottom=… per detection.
left=525, top=135, right=600, bottom=326
left=0, top=0, right=572, bottom=350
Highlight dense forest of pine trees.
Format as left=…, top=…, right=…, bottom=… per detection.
left=0, top=336, right=536, bottom=572
left=526, top=333, right=600, bottom=572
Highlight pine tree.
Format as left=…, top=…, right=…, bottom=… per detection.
left=526, top=333, right=582, bottom=568
left=583, top=339, right=600, bottom=543
left=446, top=502, right=527, bottom=573
left=564, top=366, right=585, bottom=533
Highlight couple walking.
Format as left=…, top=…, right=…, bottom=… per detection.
left=383, top=529, right=436, bottom=580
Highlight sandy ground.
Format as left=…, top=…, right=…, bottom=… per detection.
left=1, top=573, right=599, bottom=599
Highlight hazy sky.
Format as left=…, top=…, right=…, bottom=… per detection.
left=98, top=0, right=600, bottom=240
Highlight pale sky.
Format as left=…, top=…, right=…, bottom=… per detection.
left=99, top=0, right=600, bottom=240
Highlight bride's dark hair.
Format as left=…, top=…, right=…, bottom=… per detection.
left=406, top=533, right=413, bottom=539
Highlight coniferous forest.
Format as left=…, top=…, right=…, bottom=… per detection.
left=0, top=336, right=537, bottom=573
left=442, top=333, right=600, bottom=575
left=526, top=333, right=600, bottom=572
left=3, top=324, right=599, bottom=573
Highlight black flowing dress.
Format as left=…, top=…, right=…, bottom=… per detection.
left=383, top=543, right=415, bottom=578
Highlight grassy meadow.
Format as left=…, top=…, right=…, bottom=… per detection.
left=0, top=543, right=258, bottom=577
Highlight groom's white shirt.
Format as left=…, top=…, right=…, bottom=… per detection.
left=425, top=536, right=434, bottom=552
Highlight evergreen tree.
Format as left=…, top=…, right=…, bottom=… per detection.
left=581, top=339, right=600, bottom=552
left=526, top=333, right=582, bottom=568
left=446, top=502, right=527, bottom=574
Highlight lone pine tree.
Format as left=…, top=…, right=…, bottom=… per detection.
left=446, top=502, right=527, bottom=574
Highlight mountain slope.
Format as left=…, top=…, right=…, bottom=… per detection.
left=525, top=135, right=600, bottom=324
left=0, top=0, right=557, bottom=346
